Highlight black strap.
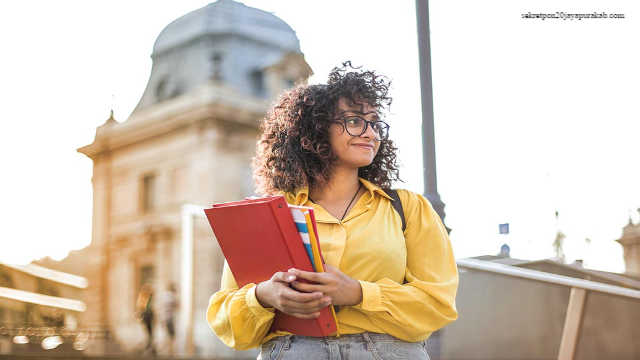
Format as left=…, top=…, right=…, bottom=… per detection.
left=383, top=188, right=406, bottom=233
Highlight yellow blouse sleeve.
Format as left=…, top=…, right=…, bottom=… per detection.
left=352, top=190, right=458, bottom=342
left=206, top=261, right=276, bottom=350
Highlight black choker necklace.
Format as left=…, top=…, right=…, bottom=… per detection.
left=340, top=183, right=362, bottom=221
left=309, top=183, right=362, bottom=221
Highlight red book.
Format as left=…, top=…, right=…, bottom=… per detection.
left=204, top=195, right=338, bottom=337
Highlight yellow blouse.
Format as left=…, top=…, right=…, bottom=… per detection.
left=206, top=178, right=458, bottom=350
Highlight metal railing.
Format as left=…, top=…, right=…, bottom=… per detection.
left=457, top=258, right=640, bottom=360
left=0, top=287, right=86, bottom=312
left=0, top=324, right=110, bottom=351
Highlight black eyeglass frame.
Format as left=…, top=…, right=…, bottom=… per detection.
left=332, top=116, right=390, bottom=141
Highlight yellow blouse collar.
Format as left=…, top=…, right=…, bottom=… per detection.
left=287, top=178, right=393, bottom=206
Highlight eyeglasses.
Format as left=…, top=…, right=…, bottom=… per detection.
left=333, top=116, right=390, bottom=141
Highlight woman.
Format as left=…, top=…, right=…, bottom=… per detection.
left=207, top=62, right=458, bottom=359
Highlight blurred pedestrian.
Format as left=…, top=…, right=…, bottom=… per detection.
left=136, top=283, right=155, bottom=354
left=160, top=282, right=178, bottom=355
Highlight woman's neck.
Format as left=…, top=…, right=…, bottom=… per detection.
left=309, top=168, right=360, bottom=204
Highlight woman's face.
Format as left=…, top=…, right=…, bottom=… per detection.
left=328, top=98, right=381, bottom=169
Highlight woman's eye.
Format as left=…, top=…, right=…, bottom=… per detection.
left=345, top=117, right=361, bottom=126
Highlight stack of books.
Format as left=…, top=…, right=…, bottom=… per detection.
left=204, top=195, right=338, bottom=336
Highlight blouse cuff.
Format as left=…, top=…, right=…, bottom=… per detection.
left=246, top=285, right=276, bottom=318
left=355, top=280, right=383, bottom=311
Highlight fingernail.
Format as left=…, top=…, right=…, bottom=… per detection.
left=288, top=275, right=295, bottom=281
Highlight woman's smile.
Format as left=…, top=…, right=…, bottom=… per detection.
left=351, top=142, right=375, bottom=151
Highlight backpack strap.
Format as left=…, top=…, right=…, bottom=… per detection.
left=383, top=188, right=406, bottom=233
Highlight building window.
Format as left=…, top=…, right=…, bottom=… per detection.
left=142, top=174, right=158, bottom=212
left=252, top=70, right=265, bottom=97
left=0, top=267, right=14, bottom=288
left=138, top=265, right=155, bottom=293
left=155, top=76, right=171, bottom=102
left=36, top=278, right=59, bottom=297
left=211, top=53, right=223, bottom=81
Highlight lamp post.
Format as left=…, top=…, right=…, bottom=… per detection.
left=416, top=0, right=449, bottom=233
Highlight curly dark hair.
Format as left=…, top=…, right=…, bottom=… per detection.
left=252, top=62, right=401, bottom=195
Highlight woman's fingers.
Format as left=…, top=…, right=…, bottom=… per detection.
left=288, top=311, right=322, bottom=319
left=262, top=273, right=331, bottom=316
left=288, top=268, right=334, bottom=293
left=275, top=271, right=297, bottom=283
left=287, top=266, right=362, bottom=306
left=288, top=268, right=324, bottom=282
left=279, top=300, right=330, bottom=316
left=290, top=281, right=324, bottom=293
left=278, top=288, right=331, bottom=311
left=279, top=286, right=323, bottom=303
left=256, top=271, right=303, bottom=308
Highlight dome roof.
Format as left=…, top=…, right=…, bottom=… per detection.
left=153, top=0, right=300, bottom=55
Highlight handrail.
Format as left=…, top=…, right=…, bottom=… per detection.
left=457, top=258, right=640, bottom=300
left=0, top=286, right=86, bottom=312
left=0, top=262, right=88, bottom=289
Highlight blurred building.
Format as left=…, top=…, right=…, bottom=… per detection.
left=0, top=260, right=88, bottom=355
left=77, top=0, right=311, bottom=357
left=617, top=209, right=640, bottom=275
left=32, top=247, right=88, bottom=278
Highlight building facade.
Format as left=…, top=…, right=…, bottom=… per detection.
left=78, top=1, right=311, bottom=357
left=0, top=261, right=88, bottom=355
left=617, top=210, right=640, bottom=275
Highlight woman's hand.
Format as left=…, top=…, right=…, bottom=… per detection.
left=255, top=271, right=332, bottom=319
left=289, top=265, right=363, bottom=306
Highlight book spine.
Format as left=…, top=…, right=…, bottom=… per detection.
left=291, top=209, right=317, bottom=271
left=270, top=200, right=315, bottom=273
left=268, top=199, right=338, bottom=337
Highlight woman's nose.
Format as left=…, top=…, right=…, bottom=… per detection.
left=361, top=122, right=377, bottom=138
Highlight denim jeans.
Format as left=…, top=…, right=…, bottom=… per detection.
left=258, top=333, right=430, bottom=360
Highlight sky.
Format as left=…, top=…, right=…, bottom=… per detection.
left=1, top=1, right=638, bottom=273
